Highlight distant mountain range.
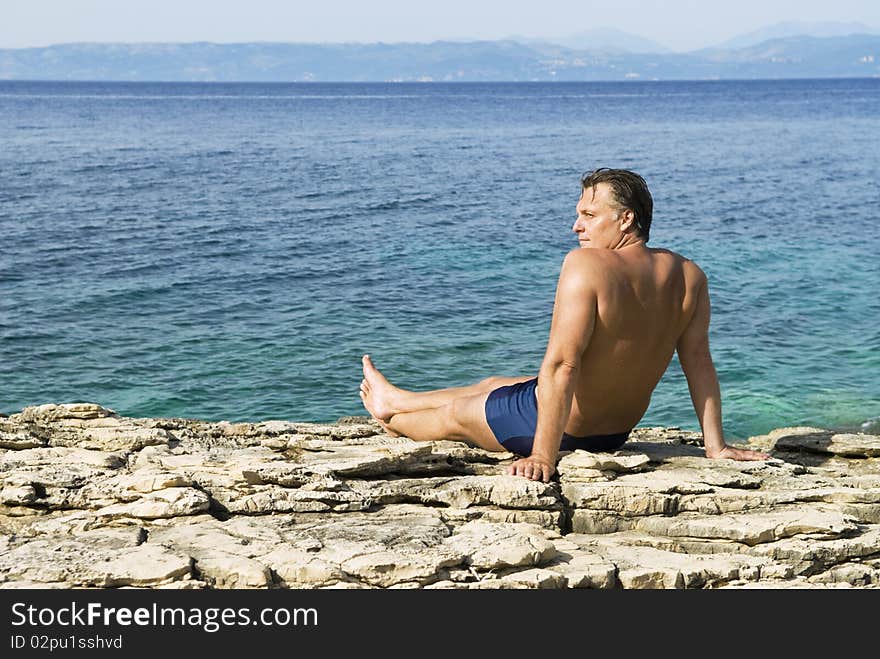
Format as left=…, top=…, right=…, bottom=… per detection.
left=711, top=20, right=877, bottom=50
left=506, top=28, right=672, bottom=54
left=0, top=30, right=878, bottom=82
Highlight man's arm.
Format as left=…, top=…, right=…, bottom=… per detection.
left=509, top=251, right=597, bottom=482
left=677, top=271, right=769, bottom=461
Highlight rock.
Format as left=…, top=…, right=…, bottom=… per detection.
left=1, top=484, right=38, bottom=505
left=442, top=521, right=557, bottom=570
left=719, top=578, right=856, bottom=589
left=0, top=527, right=191, bottom=587
left=440, top=506, right=564, bottom=531
left=563, top=482, right=680, bottom=516
left=109, top=470, right=194, bottom=494
left=0, top=447, right=128, bottom=511
left=49, top=425, right=171, bottom=452
left=95, top=487, right=211, bottom=519
left=557, top=451, right=651, bottom=477
left=772, top=430, right=880, bottom=458
left=349, top=475, right=560, bottom=510
left=1, top=446, right=125, bottom=469
left=17, top=403, right=116, bottom=422
left=496, top=567, right=568, bottom=589
left=745, top=526, right=880, bottom=575
left=278, top=422, right=381, bottom=440
left=544, top=551, right=617, bottom=588
left=217, top=485, right=370, bottom=514
left=339, top=549, right=463, bottom=588
left=287, top=442, right=442, bottom=477
left=262, top=548, right=347, bottom=588
left=807, top=562, right=877, bottom=586
left=97, top=544, right=193, bottom=587
left=570, top=510, right=635, bottom=534
left=154, top=505, right=464, bottom=588
left=194, top=554, right=272, bottom=588
left=566, top=533, right=771, bottom=589
left=633, top=506, right=857, bottom=545
left=0, top=425, right=44, bottom=449
left=2, top=404, right=880, bottom=589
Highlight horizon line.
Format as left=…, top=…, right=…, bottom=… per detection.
left=2, top=75, right=879, bottom=84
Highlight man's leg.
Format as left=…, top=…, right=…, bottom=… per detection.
left=382, top=389, right=507, bottom=452
left=360, top=354, right=532, bottom=420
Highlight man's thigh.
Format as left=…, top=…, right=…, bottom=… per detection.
left=478, top=375, right=536, bottom=394
left=451, top=391, right=507, bottom=452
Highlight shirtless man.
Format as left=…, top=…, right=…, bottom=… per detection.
left=360, top=168, right=769, bottom=482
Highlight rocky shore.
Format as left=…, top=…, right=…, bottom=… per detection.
left=1, top=403, right=879, bottom=589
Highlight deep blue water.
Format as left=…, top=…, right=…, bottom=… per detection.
left=1, top=79, right=878, bottom=439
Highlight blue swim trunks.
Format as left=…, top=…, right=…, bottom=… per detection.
left=484, top=377, right=630, bottom=456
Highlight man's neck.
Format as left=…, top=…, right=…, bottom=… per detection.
left=611, top=236, right=648, bottom=250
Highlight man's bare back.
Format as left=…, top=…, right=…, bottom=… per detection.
left=360, top=168, right=769, bottom=483
left=556, top=245, right=704, bottom=438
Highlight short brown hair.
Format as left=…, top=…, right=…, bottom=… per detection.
left=581, top=168, right=653, bottom=241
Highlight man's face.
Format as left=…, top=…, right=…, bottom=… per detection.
left=572, top=183, right=628, bottom=249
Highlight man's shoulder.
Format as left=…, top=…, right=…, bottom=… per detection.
left=649, top=246, right=689, bottom=261
left=558, top=249, right=607, bottom=292
left=563, top=247, right=600, bottom=263
left=561, top=248, right=610, bottom=276
left=650, top=248, right=708, bottom=279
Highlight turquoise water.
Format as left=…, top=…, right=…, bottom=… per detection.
left=1, top=79, right=878, bottom=439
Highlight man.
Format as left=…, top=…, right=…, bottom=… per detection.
left=359, top=168, right=769, bottom=482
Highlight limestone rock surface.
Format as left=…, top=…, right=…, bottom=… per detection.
left=1, top=403, right=878, bottom=589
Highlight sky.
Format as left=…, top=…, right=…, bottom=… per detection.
left=2, top=0, right=879, bottom=52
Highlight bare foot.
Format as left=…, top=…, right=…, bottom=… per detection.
left=359, top=354, right=402, bottom=422
left=358, top=384, right=401, bottom=436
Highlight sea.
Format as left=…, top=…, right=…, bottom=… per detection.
left=1, top=78, right=878, bottom=440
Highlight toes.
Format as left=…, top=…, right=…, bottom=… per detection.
left=362, top=354, right=379, bottom=376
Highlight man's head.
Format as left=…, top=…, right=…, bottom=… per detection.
left=575, top=168, right=653, bottom=247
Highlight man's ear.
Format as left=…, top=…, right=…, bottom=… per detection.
left=619, top=209, right=635, bottom=232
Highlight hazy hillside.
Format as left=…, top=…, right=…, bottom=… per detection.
left=715, top=20, right=877, bottom=50
left=0, top=34, right=877, bottom=82
left=508, top=28, right=671, bottom=54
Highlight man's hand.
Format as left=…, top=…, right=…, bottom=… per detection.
left=508, top=456, right=556, bottom=482
left=706, top=444, right=770, bottom=461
